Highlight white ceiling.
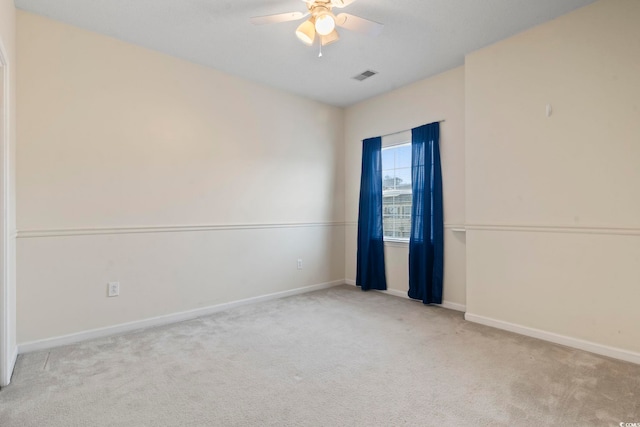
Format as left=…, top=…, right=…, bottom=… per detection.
left=15, top=0, right=597, bottom=107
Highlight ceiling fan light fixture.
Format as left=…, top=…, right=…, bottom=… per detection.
left=295, top=19, right=316, bottom=46
left=320, top=29, right=340, bottom=46
left=250, top=0, right=384, bottom=55
left=314, top=12, right=336, bottom=36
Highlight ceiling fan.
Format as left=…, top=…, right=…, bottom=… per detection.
left=250, top=0, right=383, bottom=50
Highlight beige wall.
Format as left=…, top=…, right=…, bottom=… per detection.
left=14, top=0, right=639, bottom=363
left=0, top=0, right=17, bottom=385
left=344, top=67, right=466, bottom=306
left=465, top=0, right=640, bottom=353
left=16, top=12, right=345, bottom=343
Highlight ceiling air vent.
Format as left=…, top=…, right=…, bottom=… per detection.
left=353, top=70, right=378, bottom=81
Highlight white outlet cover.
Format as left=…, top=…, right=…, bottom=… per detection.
left=108, top=281, right=120, bottom=297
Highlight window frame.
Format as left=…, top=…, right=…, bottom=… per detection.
left=381, top=137, right=412, bottom=244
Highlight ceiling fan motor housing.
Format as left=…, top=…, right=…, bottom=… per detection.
left=252, top=0, right=382, bottom=50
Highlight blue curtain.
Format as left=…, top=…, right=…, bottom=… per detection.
left=408, top=123, right=443, bottom=304
left=356, top=137, right=387, bottom=291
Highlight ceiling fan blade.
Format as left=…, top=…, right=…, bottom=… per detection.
left=335, top=13, right=383, bottom=36
left=321, top=29, right=340, bottom=46
left=331, top=0, right=358, bottom=8
left=250, top=11, right=307, bottom=25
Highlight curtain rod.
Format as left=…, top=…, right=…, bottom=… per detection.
left=375, top=120, right=446, bottom=140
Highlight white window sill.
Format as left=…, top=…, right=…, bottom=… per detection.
left=384, top=239, right=409, bottom=248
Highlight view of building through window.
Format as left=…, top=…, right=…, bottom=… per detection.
left=381, top=143, right=412, bottom=240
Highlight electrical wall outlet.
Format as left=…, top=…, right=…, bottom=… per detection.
left=107, top=281, right=120, bottom=297
left=297, top=259, right=303, bottom=270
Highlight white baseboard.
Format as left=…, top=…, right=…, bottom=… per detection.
left=465, top=313, right=640, bottom=365
left=380, top=288, right=408, bottom=299
left=438, top=301, right=466, bottom=312
left=343, top=279, right=466, bottom=312
left=18, top=280, right=345, bottom=354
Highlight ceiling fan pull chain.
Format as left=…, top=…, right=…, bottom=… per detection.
left=318, top=41, right=323, bottom=57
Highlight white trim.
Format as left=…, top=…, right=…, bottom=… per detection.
left=384, top=239, right=409, bottom=248
left=381, top=131, right=411, bottom=148
left=8, top=346, right=16, bottom=381
left=347, top=222, right=466, bottom=229
left=18, top=280, right=346, bottom=354
left=464, top=223, right=640, bottom=237
left=380, top=288, right=410, bottom=300
left=439, top=300, right=467, bottom=312
left=17, top=221, right=347, bottom=239
left=465, top=313, right=640, bottom=365
left=343, top=280, right=466, bottom=312
left=444, top=223, right=465, bottom=229
left=0, top=36, right=15, bottom=387
left=381, top=288, right=466, bottom=312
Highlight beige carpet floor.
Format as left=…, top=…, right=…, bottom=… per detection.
left=0, top=285, right=639, bottom=426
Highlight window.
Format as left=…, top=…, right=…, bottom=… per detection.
left=381, top=143, right=412, bottom=240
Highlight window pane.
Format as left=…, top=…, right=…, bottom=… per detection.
left=395, top=167, right=412, bottom=189
left=381, top=143, right=412, bottom=240
left=381, top=148, right=394, bottom=170
left=395, top=144, right=412, bottom=168
left=382, top=172, right=396, bottom=190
